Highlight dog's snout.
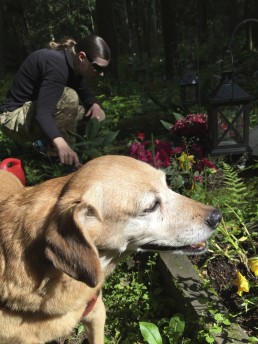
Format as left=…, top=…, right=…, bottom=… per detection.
left=206, top=209, right=222, bottom=229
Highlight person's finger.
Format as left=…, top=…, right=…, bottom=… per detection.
left=59, top=153, right=65, bottom=164
left=73, top=153, right=81, bottom=168
left=90, top=113, right=100, bottom=120
left=66, top=153, right=73, bottom=166
left=85, top=108, right=92, bottom=117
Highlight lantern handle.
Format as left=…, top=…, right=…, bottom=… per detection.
left=229, top=18, right=258, bottom=75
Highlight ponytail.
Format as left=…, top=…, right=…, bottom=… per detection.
left=49, top=38, right=76, bottom=51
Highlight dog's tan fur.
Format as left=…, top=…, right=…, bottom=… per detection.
left=0, top=155, right=220, bottom=343
left=0, top=169, right=23, bottom=202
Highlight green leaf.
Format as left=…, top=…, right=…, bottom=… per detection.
left=172, top=112, right=183, bottom=121
left=139, top=322, right=163, bottom=344
left=86, top=118, right=100, bottom=140
left=214, top=313, right=224, bottom=322
left=222, top=319, right=231, bottom=326
left=210, top=326, right=222, bottom=334
left=160, top=120, right=172, bottom=131
left=205, top=335, right=215, bottom=343
left=101, top=130, right=120, bottom=147
left=169, top=313, right=185, bottom=336
left=76, top=323, right=84, bottom=336
left=238, top=236, right=248, bottom=242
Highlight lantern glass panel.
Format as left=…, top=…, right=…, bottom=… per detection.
left=216, top=105, right=245, bottom=146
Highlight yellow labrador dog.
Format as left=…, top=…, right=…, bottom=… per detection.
left=0, top=155, right=221, bottom=344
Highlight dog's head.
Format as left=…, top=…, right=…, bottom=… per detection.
left=45, top=155, right=221, bottom=286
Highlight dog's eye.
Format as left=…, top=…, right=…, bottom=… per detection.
left=143, top=199, right=160, bottom=214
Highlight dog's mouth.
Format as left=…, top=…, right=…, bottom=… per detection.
left=139, top=240, right=208, bottom=254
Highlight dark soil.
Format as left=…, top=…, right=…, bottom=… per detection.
left=190, top=253, right=258, bottom=338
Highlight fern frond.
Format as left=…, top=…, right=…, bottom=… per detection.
left=220, top=162, right=249, bottom=207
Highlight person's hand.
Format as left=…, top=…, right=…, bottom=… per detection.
left=85, top=103, right=105, bottom=121
left=53, top=137, right=81, bottom=168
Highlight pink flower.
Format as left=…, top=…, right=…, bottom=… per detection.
left=171, top=113, right=208, bottom=139
left=194, top=175, right=204, bottom=182
left=128, top=139, right=173, bottom=168
left=128, top=142, right=154, bottom=165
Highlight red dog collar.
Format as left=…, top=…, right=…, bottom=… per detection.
left=82, top=295, right=98, bottom=317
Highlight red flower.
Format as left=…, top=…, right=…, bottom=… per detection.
left=189, top=143, right=204, bottom=159
left=137, top=132, right=145, bottom=141
left=198, top=158, right=218, bottom=172
left=170, top=146, right=184, bottom=156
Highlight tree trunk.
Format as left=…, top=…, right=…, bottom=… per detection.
left=196, top=0, right=207, bottom=44
left=252, top=0, right=258, bottom=49
left=1, top=0, right=33, bottom=70
left=112, top=0, right=131, bottom=55
left=0, top=2, right=4, bottom=78
left=160, top=0, right=178, bottom=79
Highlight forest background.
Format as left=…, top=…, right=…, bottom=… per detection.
left=1, top=0, right=258, bottom=96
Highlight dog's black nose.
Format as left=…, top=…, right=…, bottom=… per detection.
left=206, top=209, right=222, bottom=229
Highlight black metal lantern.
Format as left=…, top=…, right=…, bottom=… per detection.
left=208, top=71, right=253, bottom=155
left=179, top=69, right=199, bottom=106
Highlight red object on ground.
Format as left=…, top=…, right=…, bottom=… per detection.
left=0, top=158, right=26, bottom=185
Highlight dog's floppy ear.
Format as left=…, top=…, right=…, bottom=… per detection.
left=45, top=203, right=101, bottom=288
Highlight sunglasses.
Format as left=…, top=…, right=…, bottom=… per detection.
left=86, top=55, right=107, bottom=74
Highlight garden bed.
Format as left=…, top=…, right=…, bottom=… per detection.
left=0, top=101, right=257, bottom=343
left=159, top=253, right=256, bottom=343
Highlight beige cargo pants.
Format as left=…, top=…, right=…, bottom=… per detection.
left=0, top=87, right=85, bottom=146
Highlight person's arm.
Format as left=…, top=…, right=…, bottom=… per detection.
left=53, top=137, right=81, bottom=168
left=76, top=79, right=105, bottom=121
left=35, top=61, right=80, bottom=167
left=85, top=103, right=105, bottom=121
left=35, top=54, right=67, bottom=140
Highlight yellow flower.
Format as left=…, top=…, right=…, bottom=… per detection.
left=248, top=257, right=258, bottom=277
left=177, top=152, right=195, bottom=170
left=233, top=271, right=250, bottom=296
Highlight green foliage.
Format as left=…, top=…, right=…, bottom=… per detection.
left=249, top=102, right=258, bottom=128
left=164, top=144, right=217, bottom=204
left=103, top=254, right=179, bottom=343
left=73, top=118, right=119, bottom=161
left=24, top=0, right=95, bottom=46
left=0, top=74, right=13, bottom=103
left=208, top=162, right=257, bottom=260
left=100, top=94, right=143, bottom=129
left=140, top=322, right=163, bottom=344
left=219, top=162, right=249, bottom=210
left=140, top=314, right=191, bottom=344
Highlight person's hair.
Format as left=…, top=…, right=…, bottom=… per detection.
left=49, top=35, right=111, bottom=61
left=49, top=38, right=76, bottom=51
